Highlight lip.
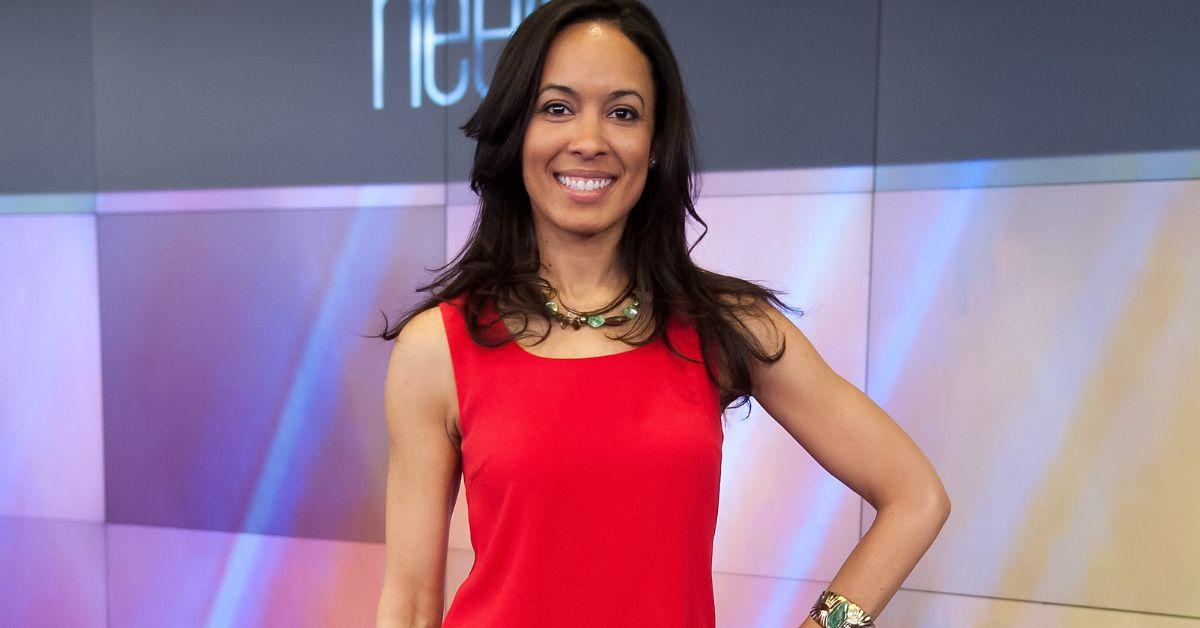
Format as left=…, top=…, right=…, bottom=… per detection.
left=554, top=171, right=617, bottom=204
left=555, top=169, right=617, bottom=178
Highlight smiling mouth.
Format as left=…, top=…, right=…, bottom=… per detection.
left=555, top=174, right=616, bottom=192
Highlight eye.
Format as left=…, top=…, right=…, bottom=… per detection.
left=539, top=102, right=572, bottom=116
left=611, top=107, right=640, bottom=121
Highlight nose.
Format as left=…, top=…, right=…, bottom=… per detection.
left=568, top=112, right=607, bottom=159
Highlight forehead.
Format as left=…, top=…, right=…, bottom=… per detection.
left=539, top=21, right=654, bottom=98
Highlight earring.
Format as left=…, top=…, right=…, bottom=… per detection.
left=649, top=155, right=657, bottom=168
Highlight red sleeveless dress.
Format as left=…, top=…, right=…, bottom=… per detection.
left=437, top=294, right=724, bottom=627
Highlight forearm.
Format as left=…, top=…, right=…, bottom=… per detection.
left=802, top=494, right=950, bottom=626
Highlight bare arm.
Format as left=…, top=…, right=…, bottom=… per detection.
left=741, top=300, right=951, bottom=626
left=377, top=306, right=462, bottom=628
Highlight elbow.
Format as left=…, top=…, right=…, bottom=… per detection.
left=893, top=483, right=951, bottom=535
left=926, top=492, right=945, bottom=521
left=931, top=483, right=951, bottom=523
left=919, top=473, right=952, bottom=528
left=873, top=477, right=951, bottom=524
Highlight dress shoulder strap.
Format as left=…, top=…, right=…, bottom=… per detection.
left=437, top=292, right=512, bottom=366
left=437, top=293, right=492, bottom=369
left=436, top=293, right=523, bottom=437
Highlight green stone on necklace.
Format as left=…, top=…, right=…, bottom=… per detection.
left=542, top=288, right=639, bottom=329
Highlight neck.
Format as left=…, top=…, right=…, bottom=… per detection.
left=535, top=223, right=630, bottom=311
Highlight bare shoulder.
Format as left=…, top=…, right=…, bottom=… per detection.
left=385, top=304, right=459, bottom=444
left=716, top=292, right=827, bottom=397
left=716, top=292, right=790, bottom=356
left=388, top=304, right=451, bottom=365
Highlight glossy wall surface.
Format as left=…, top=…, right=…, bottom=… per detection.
left=2, top=1, right=1198, bottom=626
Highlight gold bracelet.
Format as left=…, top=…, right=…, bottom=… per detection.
left=809, top=589, right=875, bottom=628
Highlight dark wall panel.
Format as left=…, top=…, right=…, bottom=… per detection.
left=657, top=0, right=880, bottom=172
left=92, top=0, right=446, bottom=190
left=877, top=0, right=1200, bottom=165
left=0, top=0, right=95, bottom=194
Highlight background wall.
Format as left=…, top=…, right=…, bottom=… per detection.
left=1, top=1, right=1198, bottom=626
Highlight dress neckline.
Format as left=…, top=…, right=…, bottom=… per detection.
left=507, top=333, right=659, bottom=362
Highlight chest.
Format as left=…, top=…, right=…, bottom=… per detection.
left=509, top=310, right=656, bottom=359
left=455, top=347, right=722, bottom=489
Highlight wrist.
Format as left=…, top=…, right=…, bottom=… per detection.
left=809, top=589, right=875, bottom=628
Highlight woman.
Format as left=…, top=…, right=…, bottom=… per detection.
left=375, top=1, right=950, bottom=626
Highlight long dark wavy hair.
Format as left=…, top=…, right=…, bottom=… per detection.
left=373, top=0, right=803, bottom=417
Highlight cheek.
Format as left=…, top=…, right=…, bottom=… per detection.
left=522, top=125, right=559, bottom=163
left=521, top=145, right=549, bottom=192
left=617, top=133, right=652, bottom=166
left=617, top=144, right=651, bottom=184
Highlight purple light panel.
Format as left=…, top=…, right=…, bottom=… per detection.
left=98, top=206, right=444, bottom=542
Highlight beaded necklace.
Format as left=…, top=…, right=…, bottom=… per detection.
left=542, top=282, right=640, bottom=329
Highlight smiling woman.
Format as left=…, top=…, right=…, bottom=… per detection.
left=382, top=0, right=789, bottom=413
left=373, top=1, right=949, bottom=627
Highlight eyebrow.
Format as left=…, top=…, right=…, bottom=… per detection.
left=538, top=83, right=646, bottom=108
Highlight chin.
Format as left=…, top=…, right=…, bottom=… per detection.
left=544, top=209, right=621, bottom=235
left=562, top=216, right=613, bottom=235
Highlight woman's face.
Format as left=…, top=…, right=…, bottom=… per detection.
left=522, top=20, right=656, bottom=239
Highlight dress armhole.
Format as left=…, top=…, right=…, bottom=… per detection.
left=436, top=300, right=469, bottom=437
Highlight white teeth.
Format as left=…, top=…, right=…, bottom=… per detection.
left=556, top=175, right=614, bottom=192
